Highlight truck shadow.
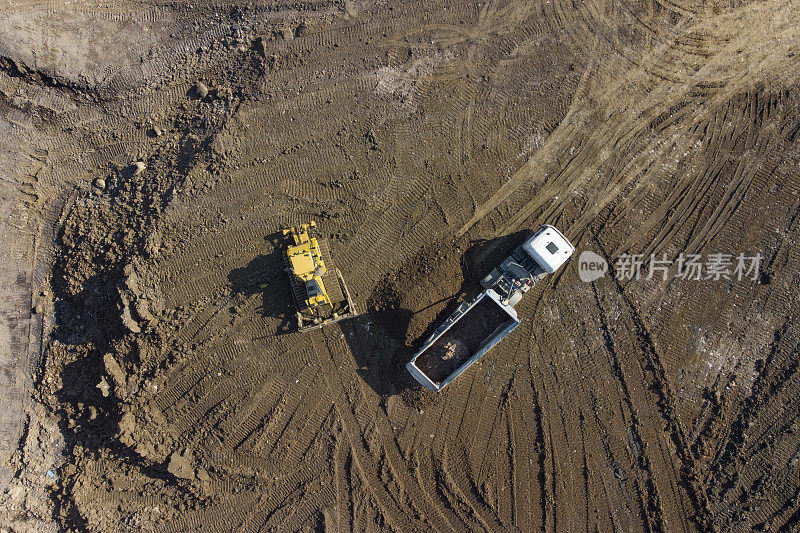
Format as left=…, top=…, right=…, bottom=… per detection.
left=460, top=229, right=532, bottom=283
left=343, top=230, right=532, bottom=400
left=341, top=310, right=418, bottom=397
left=227, top=231, right=297, bottom=334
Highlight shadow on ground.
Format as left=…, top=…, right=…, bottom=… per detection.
left=227, top=231, right=297, bottom=334
left=344, top=230, right=533, bottom=398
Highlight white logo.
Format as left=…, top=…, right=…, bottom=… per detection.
left=578, top=250, right=608, bottom=282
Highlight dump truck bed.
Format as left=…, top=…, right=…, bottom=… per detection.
left=407, top=290, right=519, bottom=391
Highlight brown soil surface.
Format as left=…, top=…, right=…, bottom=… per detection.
left=1, top=1, right=800, bottom=532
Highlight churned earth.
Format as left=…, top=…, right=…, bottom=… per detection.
left=1, top=1, right=800, bottom=531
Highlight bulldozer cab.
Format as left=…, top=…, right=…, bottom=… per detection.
left=281, top=221, right=357, bottom=331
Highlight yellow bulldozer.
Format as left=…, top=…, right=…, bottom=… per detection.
left=282, top=220, right=357, bottom=331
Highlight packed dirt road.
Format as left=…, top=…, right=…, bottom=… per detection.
left=2, top=0, right=800, bottom=531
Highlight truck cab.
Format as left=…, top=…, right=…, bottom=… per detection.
left=522, top=225, right=574, bottom=273
left=480, top=225, right=574, bottom=306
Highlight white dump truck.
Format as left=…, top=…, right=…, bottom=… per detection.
left=406, top=225, right=574, bottom=391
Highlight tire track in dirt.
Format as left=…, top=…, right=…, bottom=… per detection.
left=24, top=0, right=800, bottom=530
left=613, top=89, right=800, bottom=260
left=318, top=323, right=492, bottom=531
left=458, top=0, right=800, bottom=246
left=308, top=327, right=410, bottom=531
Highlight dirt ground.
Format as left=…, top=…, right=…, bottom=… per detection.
left=2, top=0, right=800, bottom=531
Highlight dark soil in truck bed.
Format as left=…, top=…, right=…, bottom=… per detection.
left=416, top=296, right=514, bottom=384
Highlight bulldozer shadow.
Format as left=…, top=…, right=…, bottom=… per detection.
left=227, top=231, right=297, bottom=335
